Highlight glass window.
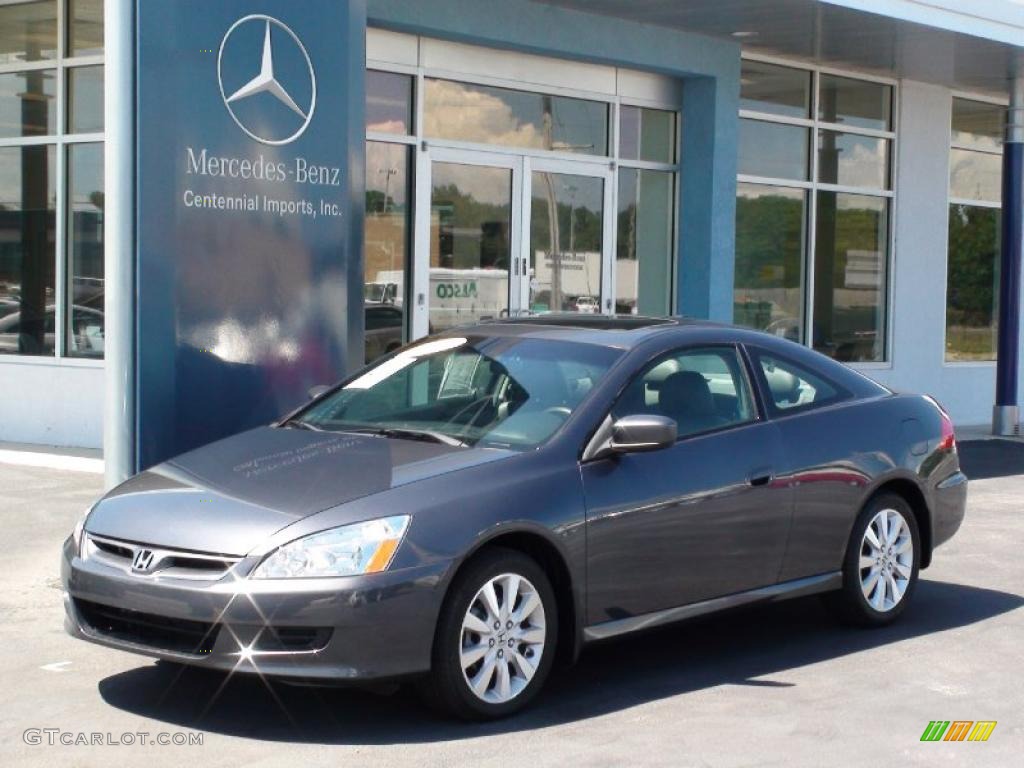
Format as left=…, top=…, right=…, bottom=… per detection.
left=0, top=1, right=57, bottom=64
left=812, top=192, right=888, bottom=362
left=952, top=98, right=1004, bottom=152
left=817, top=130, right=890, bottom=189
left=738, top=118, right=809, bottom=180
left=366, top=70, right=413, bottom=135
left=67, top=65, right=103, bottom=133
left=364, top=141, right=411, bottom=363
left=0, top=69, right=57, bottom=138
left=66, top=143, right=103, bottom=358
left=612, top=346, right=755, bottom=438
left=950, top=148, right=1002, bottom=203
left=430, top=162, right=512, bottom=331
left=0, top=145, right=56, bottom=357
left=619, top=105, right=676, bottom=163
left=67, top=0, right=103, bottom=57
left=946, top=205, right=1000, bottom=362
left=424, top=78, right=609, bottom=155
left=734, top=184, right=806, bottom=339
left=751, top=351, right=842, bottom=412
left=740, top=60, right=811, bottom=118
left=297, top=336, right=622, bottom=450
left=530, top=171, right=604, bottom=314
left=818, top=74, right=892, bottom=131
left=616, top=168, right=673, bottom=316
left=741, top=119, right=811, bottom=181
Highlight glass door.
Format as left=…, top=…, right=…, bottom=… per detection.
left=413, top=148, right=523, bottom=337
left=411, top=150, right=613, bottom=339
left=524, top=158, right=613, bottom=316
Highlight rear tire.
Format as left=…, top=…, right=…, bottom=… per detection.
left=419, top=547, right=557, bottom=720
left=828, top=492, right=920, bottom=627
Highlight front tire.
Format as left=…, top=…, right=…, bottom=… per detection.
left=830, top=493, right=921, bottom=627
left=420, top=547, right=557, bottom=720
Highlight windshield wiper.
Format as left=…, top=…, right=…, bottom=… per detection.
left=282, top=419, right=322, bottom=431
left=342, top=426, right=468, bottom=447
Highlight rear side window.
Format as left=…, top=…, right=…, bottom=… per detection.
left=751, top=350, right=845, bottom=413
left=612, top=346, right=756, bottom=439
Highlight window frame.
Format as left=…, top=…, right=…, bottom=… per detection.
left=744, top=345, right=853, bottom=420
left=0, top=0, right=104, bottom=365
left=608, top=342, right=763, bottom=442
left=943, top=92, right=1007, bottom=366
left=736, top=53, right=897, bottom=367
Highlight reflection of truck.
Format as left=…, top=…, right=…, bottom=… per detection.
left=371, top=268, right=509, bottom=330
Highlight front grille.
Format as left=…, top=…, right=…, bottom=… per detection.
left=84, top=534, right=241, bottom=580
left=253, top=626, right=332, bottom=652
left=75, top=598, right=219, bottom=655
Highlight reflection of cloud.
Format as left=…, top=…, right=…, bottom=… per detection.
left=433, top=162, right=512, bottom=207
left=367, top=119, right=408, bottom=135
left=950, top=150, right=1001, bottom=203
left=424, top=79, right=543, bottom=151
left=834, top=136, right=887, bottom=189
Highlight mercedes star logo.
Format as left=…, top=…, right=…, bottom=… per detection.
left=217, top=15, right=317, bottom=146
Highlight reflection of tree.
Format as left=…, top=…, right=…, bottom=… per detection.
left=734, top=194, right=803, bottom=289
left=946, top=204, right=999, bottom=359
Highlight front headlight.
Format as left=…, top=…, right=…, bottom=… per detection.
left=72, top=505, right=94, bottom=555
left=250, top=515, right=410, bottom=579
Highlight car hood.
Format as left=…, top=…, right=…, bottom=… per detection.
left=86, top=426, right=514, bottom=555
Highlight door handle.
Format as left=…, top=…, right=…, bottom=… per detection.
left=748, top=468, right=774, bottom=487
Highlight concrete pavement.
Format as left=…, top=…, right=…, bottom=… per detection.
left=0, top=457, right=1020, bottom=767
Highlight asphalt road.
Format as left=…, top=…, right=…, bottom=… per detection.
left=0, top=454, right=1021, bottom=767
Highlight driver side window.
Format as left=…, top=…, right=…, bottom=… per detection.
left=612, top=346, right=756, bottom=439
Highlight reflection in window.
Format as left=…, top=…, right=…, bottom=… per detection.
left=0, top=1, right=58, bottom=64
left=66, top=143, right=104, bottom=358
left=67, top=0, right=104, bottom=57
left=740, top=60, right=810, bottom=118
left=813, top=192, right=888, bottom=362
left=530, top=172, right=604, bottom=313
left=952, top=98, right=1004, bottom=152
left=619, top=105, right=675, bottom=163
left=0, top=145, right=56, bottom=356
left=366, top=70, right=413, bottom=135
left=950, top=148, right=1002, bottom=203
left=818, top=74, right=892, bottom=131
left=817, top=130, right=889, bottom=189
left=364, top=141, right=410, bottom=363
left=430, top=163, right=512, bottom=330
left=0, top=69, right=56, bottom=138
left=617, top=169, right=672, bottom=316
left=739, top=118, right=809, bottom=180
left=67, top=65, right=103, bottom=133
left=424, top=78, right=608, bottom=155
left=946, top=205, right=999, bottom=362
left=734, top=184, right=806, bottom=339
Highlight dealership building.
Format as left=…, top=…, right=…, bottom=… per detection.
left=1, top=0, right=1024, bottom=483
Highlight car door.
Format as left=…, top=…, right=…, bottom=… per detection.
left=581, top=344, right=794, bottom=625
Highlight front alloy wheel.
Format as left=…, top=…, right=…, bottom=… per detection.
left=421, top=547, right=557, bottom=719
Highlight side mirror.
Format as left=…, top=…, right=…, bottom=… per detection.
left=308, top=384, right=330, bottom=400
left=609, top=414, right=677, bottom=454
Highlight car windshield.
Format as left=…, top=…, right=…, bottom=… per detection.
left=293, top=335, right=621, bottom=449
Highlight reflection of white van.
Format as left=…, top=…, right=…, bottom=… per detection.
left=364, top=282, right=400, bottom=305
left=574, top=295, right=599, bottom=314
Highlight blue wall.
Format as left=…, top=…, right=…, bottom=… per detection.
left=368, top=0, right=741, bottom=322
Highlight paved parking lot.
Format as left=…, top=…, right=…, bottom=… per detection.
left=0, top=451, right=1021, bottom=767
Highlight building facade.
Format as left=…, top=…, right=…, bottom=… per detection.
left=1, top=0, right=1023, bottom=458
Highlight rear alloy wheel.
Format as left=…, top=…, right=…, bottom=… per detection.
left=830, top=493, right=921, bottom=626
left=421, top=548, right=557, bottom=719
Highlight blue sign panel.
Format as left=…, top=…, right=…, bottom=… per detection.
left=135, top=1, right=365, bottom=471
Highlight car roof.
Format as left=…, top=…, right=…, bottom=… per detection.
left=443, top=314, right=731, bottom=350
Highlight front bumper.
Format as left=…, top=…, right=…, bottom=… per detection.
left=61, top=537, right=451, bottom=681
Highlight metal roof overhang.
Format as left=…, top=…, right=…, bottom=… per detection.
left=541, top=0, right=1024, bottom=98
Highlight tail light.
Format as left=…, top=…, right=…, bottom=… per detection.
left=926, top=395, right=956, bottom=452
